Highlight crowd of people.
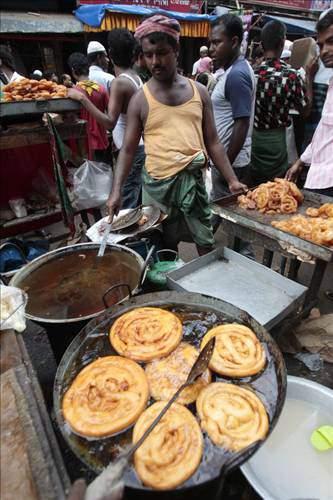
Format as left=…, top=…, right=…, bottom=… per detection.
left=1, top=9, right=332, bottom=255
left=64, top=9, right=332, bottom=256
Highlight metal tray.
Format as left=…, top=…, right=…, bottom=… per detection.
left=167, top=247, right=307, bottom=329
left=0, top=98, right=80, bottom=117
left=212, top=190, right=333, bottom=262
left=241, top=376, right=333, bottom=500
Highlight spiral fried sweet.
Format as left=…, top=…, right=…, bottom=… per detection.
left=133, top=402, right=203, bottom=489
left=196, top=382, right=269, bottom=451
left=237, top=178, right=303, bottom=215
left=253, top=186, right=270, bottom=209
left=200, top=324, right=266, bottom=378
left=280, top=194, right=298, bottom=214
left=145, top=342, right=211, bottom=405
left=287, top=182, right=304, bottom=203
left=62, top=356, right=149, bottom=438
left=306, top=207, right=320, bottom=217
left=318, top=203, right=333, bottom=218
left=272, top=215, right=333, bottom=246
left=110, top=307, right=183, bottom=362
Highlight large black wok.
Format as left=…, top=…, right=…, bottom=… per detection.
left=54, top=291, right=287, bottom=499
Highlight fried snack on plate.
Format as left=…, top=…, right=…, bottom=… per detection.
left=318, top=203, right=333, bottom=218
left=62, top=356, right=149, bottom=438
left=196, top=382, right=269, bottom=451
left=133, top=402, right=203, bottom=489
left=200, top=324, right=266, bottom=378
left=306, top=207, right=320, bottom=217
left=1, top=78, right=68, bottom=101
left=272, top=215, right=333, bottom=246
left=145, top=342, right=211, bottom=405
left=110, top=307, right=183, bottom=362
left=237, top=178, right=302, bottom=215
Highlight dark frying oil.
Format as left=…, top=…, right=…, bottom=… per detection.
left=56, top=305, right=280, bottom=490
left=19, top=249, right=140, bottom=319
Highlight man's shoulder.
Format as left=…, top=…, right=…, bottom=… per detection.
left=227, top=58, right=253, bottom=78
left=103, top=71, right=115, bottom=82
left=226, top=58, right=254, bottom=87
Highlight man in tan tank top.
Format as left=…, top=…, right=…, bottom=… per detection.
left=107, top=15, right=247, bottom=255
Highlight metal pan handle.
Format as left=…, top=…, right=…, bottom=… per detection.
left=102, top=283, right=132, bottom=308
left=156, top=249, right=178, bottom=262
left=140, top=245, right=155, bottom=286
left=222, top=440, right=262, bottom=476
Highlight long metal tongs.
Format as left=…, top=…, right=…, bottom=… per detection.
left=84, top=337, right=216, bottom=500
left=97, top=219, right=112, bottom=258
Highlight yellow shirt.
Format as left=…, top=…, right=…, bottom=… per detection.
left=143, top=79, right=206, bottom=180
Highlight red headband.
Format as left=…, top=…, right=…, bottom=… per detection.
left=135, top=15, right=181, bottom=42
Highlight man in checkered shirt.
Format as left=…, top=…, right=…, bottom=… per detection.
left=251, top=20, right=313, bottom=184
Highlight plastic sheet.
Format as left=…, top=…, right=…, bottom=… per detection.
left=0, top=285, right=27, bottom=332
left=72, top=161, right=113, bottom=211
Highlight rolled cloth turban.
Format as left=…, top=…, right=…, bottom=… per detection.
left=135, top=15, right=181, bottom=42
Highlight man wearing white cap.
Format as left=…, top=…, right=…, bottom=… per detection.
left=192, top=45, right=209, bottom=77
left=87, top=41, right=114, bottom=94
left=31, top=69, right=43, bottom=81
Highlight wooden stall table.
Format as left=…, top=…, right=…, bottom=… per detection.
left=212, top=190, right=333, bottom=315
left=0, top=119, right=87, bottom=240
left=0, top=330, right=70, bottom=500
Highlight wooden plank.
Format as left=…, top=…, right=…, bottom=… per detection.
left=0, top=121, right=86, bottom=150
left=0, top=330, right=22, bottom=375
left=0, top=210, right=63, bottom=239
left=1, top=366, right=69, bottom=499
left=1, top=369, right=39, bottom=500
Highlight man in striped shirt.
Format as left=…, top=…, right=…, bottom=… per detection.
left=286, top=9, right=333, bottom=197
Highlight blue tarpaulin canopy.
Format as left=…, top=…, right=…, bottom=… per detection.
left=263, top=14, right=316, bottom=35
left=74, top=4, right=216, bottom=28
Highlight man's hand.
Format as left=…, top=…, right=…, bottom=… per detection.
left=285, top=159, right=304, bottom=182
left=67, top=479, right=87, bottom=500
left=306, top=56, right=319, bottom=81
left=67, top=88, right=85, bottom=102
left=228, top=180, right=248, bottom=194
left=107, top=190, right=122, bottom=221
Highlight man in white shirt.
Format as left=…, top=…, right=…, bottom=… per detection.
left=87, top=41, right=114, bottom=94
left=192, top=45, right=209, bottom=77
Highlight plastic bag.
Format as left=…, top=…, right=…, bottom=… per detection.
left=0, top=285, right=27, bottom=332
left=72, top=161, right=113, bottom=211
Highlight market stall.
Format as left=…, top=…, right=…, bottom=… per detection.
left=0, top=93, right=86, bottom=241
left=212, top=189, right=333, bottom=314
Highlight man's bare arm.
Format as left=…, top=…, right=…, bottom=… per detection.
left=68, top=87, right=114, bottom=129
left=107, top=78, right=131, bottom=128
left=107, top=92, right=144, bottom=218
left=196, top=83, right=247, bottom=193
left=68, top=79, right=131, bottom=130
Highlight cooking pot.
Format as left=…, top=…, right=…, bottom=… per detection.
left=54, top=291, right=287, bottom=499
left=10, top=243, right=148, bottom=324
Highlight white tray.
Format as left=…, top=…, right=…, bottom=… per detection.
left=241, top=376, right=333, bottom=500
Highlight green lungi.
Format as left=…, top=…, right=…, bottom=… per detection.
left=251, top=128, right=288, bottom=184
left=142, top=153, right=214, bottom=248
